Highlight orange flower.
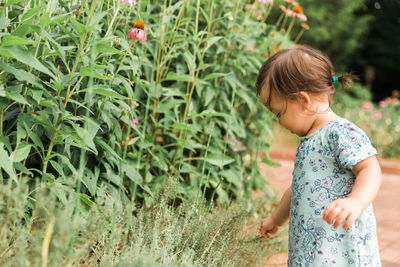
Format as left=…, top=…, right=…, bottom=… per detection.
left=292, top=5, right=303, bottom=14
left=134, top=21, right=145, bottom=30
left=301, top=23, right=310, bottom=30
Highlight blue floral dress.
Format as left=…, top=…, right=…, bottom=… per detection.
left=288, top=118, right=381, bottom=267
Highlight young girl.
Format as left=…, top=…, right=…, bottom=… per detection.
left=256, top=45, right=382, bottom=266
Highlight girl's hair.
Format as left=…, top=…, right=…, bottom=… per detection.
left=255, top=45, right=358, bottom=108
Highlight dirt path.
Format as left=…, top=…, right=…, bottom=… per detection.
left=259, top=145, right=400, bottom=267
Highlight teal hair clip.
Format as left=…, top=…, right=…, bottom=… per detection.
left=332, top=76, right=338, bottom=83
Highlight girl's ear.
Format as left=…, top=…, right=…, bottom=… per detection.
left=299, top=91, right=311, bottom=105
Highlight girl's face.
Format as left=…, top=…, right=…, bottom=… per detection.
left=260, top=88, right=312, bottom=137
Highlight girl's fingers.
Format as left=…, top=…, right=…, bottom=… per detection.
left=343, top=213, right=357, bottom=229
left=323, top=202, right=336, bottom=221
left=333, top=209, right=350, bottom=228
left=325, top=206, right=344, bottom=225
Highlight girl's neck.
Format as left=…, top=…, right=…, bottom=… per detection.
left=305, top=109, right=340, bottom=137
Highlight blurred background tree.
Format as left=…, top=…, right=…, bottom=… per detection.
left=297, top=0, right=372, bottom=73
left=349, top=0, right=400, bottom=101
left=268, top=0, right=400, bottom=101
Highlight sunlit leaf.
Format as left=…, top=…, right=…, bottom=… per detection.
left=205, top=153, right=235, bottom=168
left=0, top=144, right=17, bottom=181
left=0, top=46, right=55, bottom=78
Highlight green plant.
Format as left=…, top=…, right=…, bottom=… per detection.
left=0, top=0, right=293, bottom=207
left=0, top=178, right=286, bottom=266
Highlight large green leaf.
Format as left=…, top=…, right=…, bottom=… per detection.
left=82, top=168, right=99, bottom=196
left=204, top=153, right=235, bottom=168
left=163, top=72, right=194, bottom=82
left=74, top=118, right=100, bottom=155
left=94, top=44, right=125, bottom=55
left=0, top=35, right=34, bottom=46
left=0, top=46, right=55, bottom=78
left=4, top=0, right=24, bottom=8
left=0, top=17, right=11, bottom=30
left=123, top=161, right=153, bottom=196
left=80, top=66, right=110, bottom=80
left=0, top=61, right=43, bottom=88
left=70, top=18, right=86, bottom=37
left=3, top=90, right=29, bottom=105
left=0, top=144, right=17, bottom=181
left=90, top=86, right=129, bottom=99
left=12, top=143, right=32, bottom=163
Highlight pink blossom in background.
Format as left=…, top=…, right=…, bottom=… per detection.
left=127, top=21, right=147, bottom=43
left=263, top=52, right=269, bottom=58
left=121, top=0, right=136, bottom=6
left=361, top=101, right=372, bottom=111
left=259, top=0, right=273, bottom=4
left=285, top=0, right=299, bottom=5
left=127, top=28, right=147, bottom=43
left=280, top=5, right=287, bottom=12
left=372, top=111, right=382, bottom=120
left=133, top=118, right=139, bottom=125
left=378, top=100, right=388, bottom=108
left=286, top=10, right=296, bottom=17
left=297, top=13, right=307, bottom=21
left=391, top=97, right=399, bottom=104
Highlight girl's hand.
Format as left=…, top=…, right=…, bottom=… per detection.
left=323, top=197, right=364, bottom=229
left=257, top=217, right=279, bottom=238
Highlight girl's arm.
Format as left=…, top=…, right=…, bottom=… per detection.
left=348, top=155, right=381, bottom=209
left=257, top=185, right=291, bottom=238
left=323, top=155, right=381, bottom=229
left=271, top=185, right=292, bottom=226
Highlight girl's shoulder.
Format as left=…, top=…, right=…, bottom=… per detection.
left=326, top=117, right=370, bottom=141
left=326, top=118, right=377, bottom=170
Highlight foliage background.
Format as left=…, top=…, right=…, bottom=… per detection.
left=0, top=0, right=296, bottom=208
left=349, top=0, right=400, bottom=101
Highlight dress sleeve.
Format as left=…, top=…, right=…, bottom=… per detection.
left=330, top=121, right=378, bottom=171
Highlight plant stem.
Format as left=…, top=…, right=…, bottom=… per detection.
left=275, top=12, right=284, bottom=27
left=280, top=14, right=288, bottom=32
left=264, top=3, right=273, bottom=22
left=286, top=17, right=296, bottom=36
left=294, top=28, right=305, bottom=43
left=152, top=0, right=169, bottom=122
left=41, top=0, right=99, bottom=179
left=104, top=1, right=120, bottom=37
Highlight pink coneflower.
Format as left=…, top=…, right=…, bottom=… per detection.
left=280, top=5, right=287, bottom=12
left=361, top=101, right=372, bottom=111
left=259, top=0, right=273, bottom=4
left=121, top=0, right=136, bottom=6
left=371, top=111, right=382, bottom=120
left=378, top=100, right=388, bottom=108
left=286, top=10, right=296, bottom=17
left=291, top=5, right=307, bottom=21
left=127, top=21, right=147, bottom=43
left=285, top=0, right=298, bottom=5
left=133, top=118, right=139, bottom=125
left=297, top=13, right=307, bottom=21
